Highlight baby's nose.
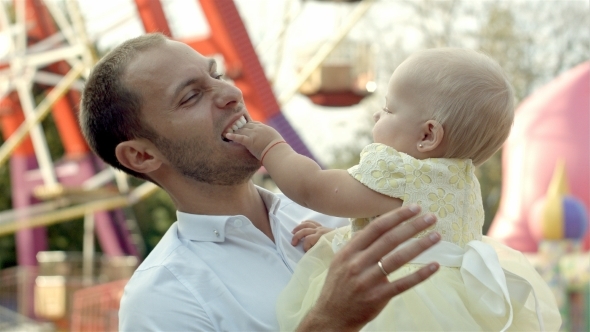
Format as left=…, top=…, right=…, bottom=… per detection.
left=373, top=111, right=380, bottom=122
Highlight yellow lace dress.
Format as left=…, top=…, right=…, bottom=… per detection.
left=276, top=143, right=561, bottom=331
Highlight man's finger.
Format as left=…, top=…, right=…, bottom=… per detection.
left=381, top=262, right=439, bottom=299
left=358, top=213, right=437, bottom=266
left=377, top=231, right=440, bottom=280
left=343, top=205, right=422, bottom=254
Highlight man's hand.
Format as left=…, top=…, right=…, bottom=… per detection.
left=225, top=121, right=284, bottom=160
left=291, top=220, right=334, bottom=252
left=297, top=204, right=441, bottom=332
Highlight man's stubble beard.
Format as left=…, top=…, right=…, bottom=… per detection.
left=154, top=135, right=260, bottom=186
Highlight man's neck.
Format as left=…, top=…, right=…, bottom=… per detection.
left=166, top=179, right=274, bottom=241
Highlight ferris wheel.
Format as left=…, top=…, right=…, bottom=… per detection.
left=0, top=0, right=378, bottom=268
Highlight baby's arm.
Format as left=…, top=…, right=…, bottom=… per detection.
left=226, top=122, right=402, bottom=218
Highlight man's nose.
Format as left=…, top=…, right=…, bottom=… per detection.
left=214, top=82, right=243, bottom=109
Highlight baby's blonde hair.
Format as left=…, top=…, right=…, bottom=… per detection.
left=398, top=48, right=514, bottom=166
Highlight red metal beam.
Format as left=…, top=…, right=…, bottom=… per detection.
left=134, top=0, right=172, bottom=36
left=195, top=0, right=281, bottom=122
left=0, top=93, right=35, bottom=156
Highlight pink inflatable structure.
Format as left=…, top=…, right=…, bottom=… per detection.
left=488, top=61, right=590, bottom=252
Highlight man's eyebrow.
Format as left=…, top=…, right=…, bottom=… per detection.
left=172, top=59, right=216, bottom=101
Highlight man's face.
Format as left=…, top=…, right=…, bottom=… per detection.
left=124, top=39, right=260, bottom=185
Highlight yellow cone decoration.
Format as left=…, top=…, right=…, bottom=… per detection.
left=542, top=160, right=569, bottom=240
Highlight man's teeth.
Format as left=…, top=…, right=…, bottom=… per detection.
left=225, top=115, right=247, bottom=134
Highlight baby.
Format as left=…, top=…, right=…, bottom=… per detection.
left=226, top=48, right=560, bottom=331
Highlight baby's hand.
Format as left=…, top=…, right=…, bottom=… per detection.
left=291, top=220, right=334, bottom=252
left=225, top=121, right=284, bottom=160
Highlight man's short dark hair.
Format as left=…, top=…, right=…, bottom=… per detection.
left=79, top=33, right=167, bottom=180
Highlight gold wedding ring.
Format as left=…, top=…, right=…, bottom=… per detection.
left=378, top=259, right=389, bottom=276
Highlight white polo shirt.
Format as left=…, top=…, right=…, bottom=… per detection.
left=119, top=187, right=348, bottom=331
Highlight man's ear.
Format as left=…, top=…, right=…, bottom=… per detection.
left=115, top=140, right=163, bottom=175
left=417, top=120, right=444, bottom=152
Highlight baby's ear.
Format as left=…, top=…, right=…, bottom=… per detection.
left=115, top=139, right=163, bottom=174
left=418, top=120, right=444, bottom=152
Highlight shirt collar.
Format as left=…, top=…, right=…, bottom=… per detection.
left=176, top=186, right=282, bottom=242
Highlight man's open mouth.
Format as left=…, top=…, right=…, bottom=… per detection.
left=222, top=115, right=247, bottom=142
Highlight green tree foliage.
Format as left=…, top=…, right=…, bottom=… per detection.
left=39, top=103, right=86, bottom=254
left=129, top=179, right=176, bottom=254
left=476, top=1, right=589, bottom=232
left=0, top=132, right=16, bottom=269
left=478, top=5, right=534, bottom=101
left=328, top=0, right=589, bottom=234
left=475, top=4, right=524, bottom=234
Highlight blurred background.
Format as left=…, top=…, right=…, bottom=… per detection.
left=0, top=0, right=588, bottom=330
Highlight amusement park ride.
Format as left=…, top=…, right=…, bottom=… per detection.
left=2, top=0, right=587, bottom=329
left=0, top=0, right=378, bottom=326
left=0, top=0, right=377, bottom=271
left=0, top=6, right=381, bottom=329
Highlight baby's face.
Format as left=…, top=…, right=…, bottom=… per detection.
left=372, top=70, right=425, bottom=158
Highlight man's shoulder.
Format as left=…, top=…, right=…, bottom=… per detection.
left=135, top=222, right=185, bottom=272
left=121, top=222, right=206, bottom=305
left=119, top=230, right=213, bottom=331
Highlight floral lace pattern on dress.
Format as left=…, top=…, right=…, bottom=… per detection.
left=347, top=143, right=483, bottom=248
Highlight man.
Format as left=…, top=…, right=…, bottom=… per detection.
left=79, top=33, right=441, bottom=331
